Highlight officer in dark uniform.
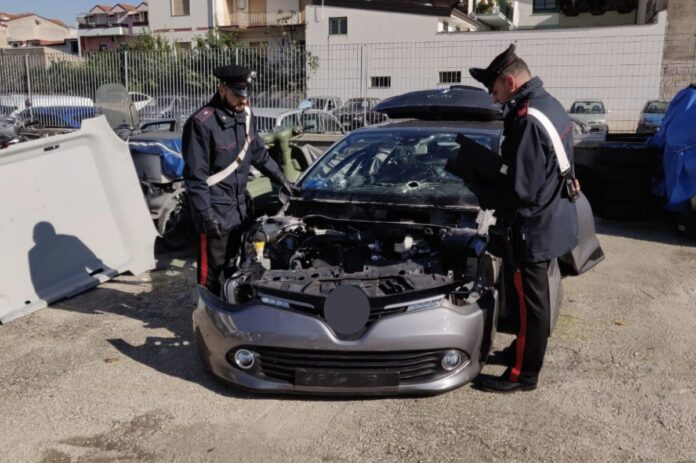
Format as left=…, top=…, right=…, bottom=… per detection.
left=468, top=45, right=578, bottom=393
left=182, top=64, right=293, bottom=296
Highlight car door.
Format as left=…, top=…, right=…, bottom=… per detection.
left=319, top=112, right=344, bottom=134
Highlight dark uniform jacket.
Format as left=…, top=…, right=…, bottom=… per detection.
left=500, top=77, right=578, bottom=263
left=182, top=94, right=286, bottom=232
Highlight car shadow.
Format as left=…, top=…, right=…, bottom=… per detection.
left=593, top=212, right=695, bottom=247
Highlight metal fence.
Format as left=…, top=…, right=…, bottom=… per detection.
left=0, top=32, right=694, bottom=132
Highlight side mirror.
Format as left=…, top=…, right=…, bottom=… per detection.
left=129, top=104, right=140, bottom=128
left=292, top=125, right=303, bottom=135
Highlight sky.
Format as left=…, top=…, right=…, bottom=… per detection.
left=0, top=0, right=102, bottom=27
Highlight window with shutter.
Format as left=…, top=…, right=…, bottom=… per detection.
left=533, top=0, right=558, bottom=13
left=171, top=0, right=190, bottom=16
left=329, top=17, right=347, bottom=35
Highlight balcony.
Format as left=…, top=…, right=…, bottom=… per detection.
left=78, top=25, right=126, bottom=37
left=475, top=0, right=515, bottom=29
left=217, top=10, right=304, bottom=28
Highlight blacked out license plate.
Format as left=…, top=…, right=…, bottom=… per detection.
left=295, top=370, right=399, bottom=388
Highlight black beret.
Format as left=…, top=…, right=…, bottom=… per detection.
left=213, top=64, right=254, bottom=85
left=469, top=44, right=519, bottom=93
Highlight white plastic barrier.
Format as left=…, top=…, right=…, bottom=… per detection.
left=0, top=116, right=157, bottom=323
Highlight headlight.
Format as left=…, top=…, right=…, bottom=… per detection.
left=441, top=350, right=464, bottom=371
left=382, top=295, right=445, bottom=313
left=233, top=349, right=256, bottom=369
left=406, top=296, right=445, bottom=312
left=260, top=295, right=291, bottom=309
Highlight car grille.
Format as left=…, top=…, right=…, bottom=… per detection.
left=229, top=346, right=457, bottom=385
left=285, top=302, right=407, bottom=323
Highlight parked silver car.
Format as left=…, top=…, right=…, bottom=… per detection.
left=194, top=113, right=563, bottom=395
left=568, top=99, right=609, bottom=133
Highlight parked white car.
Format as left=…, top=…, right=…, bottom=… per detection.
left=253, top=108, right=345, bottom=134
left=298, top=96, right=343, bottom=113
left=568, top=99, right=609, bottom=133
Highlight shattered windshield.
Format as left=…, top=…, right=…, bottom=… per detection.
left=299, top=128, right=500, bottom=207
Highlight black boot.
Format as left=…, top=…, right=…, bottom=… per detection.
left=472, top=371, right=537, bottom=393
left=486, top=342, right=516, bottom=366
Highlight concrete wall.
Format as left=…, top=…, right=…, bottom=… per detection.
left=81, top=35, right=140, bottom=53
left=7, top=16, right=71, bottom=44
left=305, top=5, right=443, bottom=46
left=307, top=12, right=668, bottom=132
left=660, top=0, right=696, bottom=100
left=268, top=0, right=300, bottom=16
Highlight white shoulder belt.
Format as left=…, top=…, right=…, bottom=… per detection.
left=526, top=107, right=572, bottom=177
left=206, top=105, right=252, bottom=187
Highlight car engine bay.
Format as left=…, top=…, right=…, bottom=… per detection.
left=222, top=207, right=500, bottom=322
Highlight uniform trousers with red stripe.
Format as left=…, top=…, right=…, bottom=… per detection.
left=508, top=259, right=551, bottom=385
left=197, top=227, right=244, bottom=296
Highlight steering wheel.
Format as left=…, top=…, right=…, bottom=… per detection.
left=382, top=145, right=417, bottom=169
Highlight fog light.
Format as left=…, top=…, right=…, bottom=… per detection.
left=234, top=349, right=255, bottom=370
left=441, top=350, right=462, bottom=371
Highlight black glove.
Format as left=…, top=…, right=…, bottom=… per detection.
left=203, top=218, right=224, bottom=238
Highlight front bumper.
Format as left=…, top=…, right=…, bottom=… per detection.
left=193, top=286, right=494, bottom=395
left=587, top=123, right=609, bottom=133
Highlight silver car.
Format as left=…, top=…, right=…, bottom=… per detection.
left=194, top=120, right=563, bottom=396
left=568, top=99, right=609, bottom=133
left=253, top=108, right=345, bottom=134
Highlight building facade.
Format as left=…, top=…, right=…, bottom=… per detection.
left=0, top=12, right=78, bottom=54
left=77, top=3, right=150, bottom=53
left=147, top=0, right=304, bottom=48
left=305, top=0, right=481, bottom=47
left=146, top=0, right=214, bottom=47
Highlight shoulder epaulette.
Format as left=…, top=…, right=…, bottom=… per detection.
left=194, top=107, right=214, bottom=123
left=517, top=100, right=529, bottom=117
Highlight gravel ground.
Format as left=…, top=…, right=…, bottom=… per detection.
left=1, top=218, right=695, bottom=463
